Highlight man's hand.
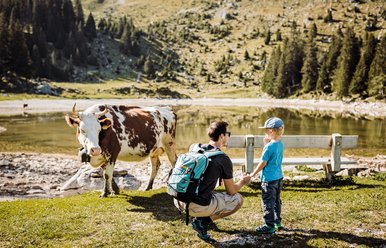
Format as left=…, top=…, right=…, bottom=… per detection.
left=240, top=174, right=252, bottom=185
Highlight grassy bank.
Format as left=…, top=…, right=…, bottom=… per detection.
left=1, top=177, right=385, bottom=247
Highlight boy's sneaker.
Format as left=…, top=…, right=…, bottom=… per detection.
left=192, top=218, right=214, bottom=241
left=274, top=223, right=284, bottom=231
left=255, top=224, right=276, bottom=234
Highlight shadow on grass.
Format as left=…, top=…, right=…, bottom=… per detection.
left=126, top=192, right=182, bottom=222
left=248, top=178, right=384, bottom=193
left=213, top=228, right=385, bottom=247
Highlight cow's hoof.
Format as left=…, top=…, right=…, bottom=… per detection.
left=100, top=192, right=109, bottom=198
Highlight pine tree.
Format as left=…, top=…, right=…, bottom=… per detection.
left=275, top=29, right=282, bottom=41
left=74, top=0, right=84, bottom=27
left=325, top=34, right=342, bottom=74
left=301, top=38, right=318, bottom=92
left=315, top=32, right=343, bottom=92
left=131, top=40, right=141, bottom=57
left=0, top=13, right=10, bottom=74
left=310, top=23, right=317, bottom=39
left=46, top=11, right=58, bottom=43
left=244, top=50, right=250, bottom=60
left=62, top=0, right=76, bottom=34
left=8, top=21, right=32, bottom=76
left=144, top=57, right=155, bottom=78
left=84, top=12, right=96, bottom=40
left=368, top=35, right=385, bottom=99
left=32, top=0, right=46, bottom=33
left=264, top=29, right=271, bottom=45
left=349, top=33, right=377, bottom=96
left=31, top=44, right=43, bottom=77
left=333, top=27, right=360, bottom=97
left=324, top=8, right=333, bottom=23
left=34, top=28, right=48, bottom=58
left=121, top=22, right=132, bottom=55
left=262, top=45, right=281, bottom=95
left=316, top=55, right=330, bottom=92
left=275, top=37, right=304, bottom=98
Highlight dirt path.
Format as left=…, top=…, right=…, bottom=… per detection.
left=0, top=98, right=385, bottom=117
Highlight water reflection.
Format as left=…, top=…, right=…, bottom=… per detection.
left=0, top=106, right=384, bottom=156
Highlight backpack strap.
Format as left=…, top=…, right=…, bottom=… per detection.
left=185, top=202, right=190, bottom=225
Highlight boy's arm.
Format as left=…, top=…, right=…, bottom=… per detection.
left=250, top=160, right=267, bottom=178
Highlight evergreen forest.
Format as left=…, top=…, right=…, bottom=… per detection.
left=0, top=0, right=384, bottom=99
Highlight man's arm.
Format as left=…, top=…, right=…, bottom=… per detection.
left=223, top=175, right=251, bottom=195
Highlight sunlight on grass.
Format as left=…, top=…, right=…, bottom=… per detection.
left=0, top=178, right=385, bottom=247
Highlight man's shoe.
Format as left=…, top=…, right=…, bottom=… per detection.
left=255, top=224, right=276, bottom=234
left=274, top=223, right=284, bottom=231
left=192, top=218, right=213, bottom=241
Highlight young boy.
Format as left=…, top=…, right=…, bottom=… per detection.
left=250, top=117, right=285, bottom=234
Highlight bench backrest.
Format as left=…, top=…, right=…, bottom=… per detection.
left=227, top=134, right=358, bottom=173
left=227, top=135, right=358, bottom=149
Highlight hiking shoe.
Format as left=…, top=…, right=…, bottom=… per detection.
left=255, top=224, right=276, bottom=234
left=275, top=223, right=284, bottom=231
left=192, top=218, right=212, bottom=241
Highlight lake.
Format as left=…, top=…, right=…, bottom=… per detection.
left=0, top=105, right=384, bottom=157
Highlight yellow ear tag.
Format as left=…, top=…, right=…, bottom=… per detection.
left=102, top=123, right=111, bottom=130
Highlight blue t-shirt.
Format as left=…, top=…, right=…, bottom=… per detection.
left=260, top=140, right=284, bottom=182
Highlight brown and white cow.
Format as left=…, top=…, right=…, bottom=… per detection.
left=65, top=103, right=177, bottom=197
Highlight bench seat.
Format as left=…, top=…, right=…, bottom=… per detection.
left=231, top=156, right=357, bottom=166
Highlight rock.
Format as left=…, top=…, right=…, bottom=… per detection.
left=31, top=185, right=44, bottom=190
left=357, top=168, right=378, bottom=177
left=114, top=168, right=129, bottom=176
left=26, top=189, right=45, bottom=194
left=0, top=126, right=6, bottom=133
left=291, top=175, right=310, bottom=181
left=0, top=159, right=10, bottom=166
left=335, top=168, right=364, bottom=176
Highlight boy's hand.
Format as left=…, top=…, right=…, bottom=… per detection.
left=263, top=134, right=271, bottom=144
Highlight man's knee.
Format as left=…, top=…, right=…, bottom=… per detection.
left=230, top=193, right=243, bottom=212
left=234, top=193, right=243, bottom=207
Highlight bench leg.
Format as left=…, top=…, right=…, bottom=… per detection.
left=323, top=164, right=336, bottom=182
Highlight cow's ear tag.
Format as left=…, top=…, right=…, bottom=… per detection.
left=100, top=118, right=112, bottom=130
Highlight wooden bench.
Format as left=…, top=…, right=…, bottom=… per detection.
left=227, top=134, right=358, bottom=178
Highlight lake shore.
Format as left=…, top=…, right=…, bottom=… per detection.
left=0, top=152, right=385, bottom=201
left=0, top=98, right=385, bottom=118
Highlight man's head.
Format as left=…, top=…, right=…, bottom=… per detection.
left=207, top=121, right=230, bottom=142
left=259, top=117, right=284, bottom=136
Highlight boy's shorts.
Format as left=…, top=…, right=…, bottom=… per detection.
left=174, top=192, right=243, bottom=218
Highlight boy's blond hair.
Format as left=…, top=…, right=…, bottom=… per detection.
left=272, top=126, right=285, bottom=136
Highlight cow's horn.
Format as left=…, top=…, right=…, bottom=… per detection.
left=72, top=103, right=79, bottom=117
left=96, top=105, right=108, bottom=117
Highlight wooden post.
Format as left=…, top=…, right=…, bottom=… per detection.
left=331, top=133, right=342, bottom=172
left=245, top=135, right=254, bottom=173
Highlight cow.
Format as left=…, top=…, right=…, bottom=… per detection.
left=64, top=103, right=177, bottom=197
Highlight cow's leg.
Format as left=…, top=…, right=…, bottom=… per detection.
left=163, top=138, right=177, bottom=167
left=112, top=178, right=120, bottom=195
left=101, top=162, right=115, bottom=197
left=146, top=147, right=164, bottom=190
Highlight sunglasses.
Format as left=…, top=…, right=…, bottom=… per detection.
left=224, top=132, right=231, bottom=137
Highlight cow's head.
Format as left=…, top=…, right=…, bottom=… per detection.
left=65, top=104, right=113, bottom=156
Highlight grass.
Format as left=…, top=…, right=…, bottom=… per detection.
left=1, top=176, right=385, bottom=247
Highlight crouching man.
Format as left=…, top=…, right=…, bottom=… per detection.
left=173, top=121, right=251, bottom=241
